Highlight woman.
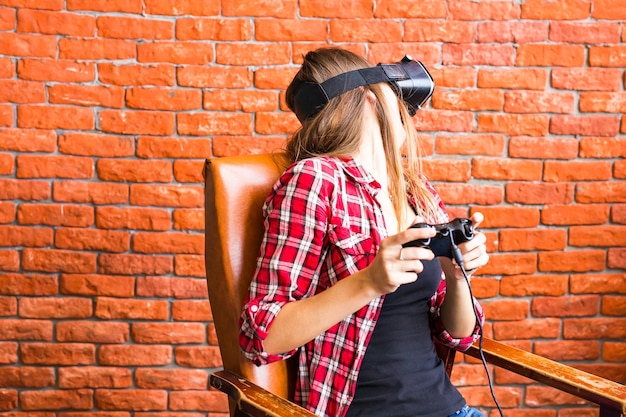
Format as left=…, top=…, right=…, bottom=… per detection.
left=239, top=47, right=489, bottom=417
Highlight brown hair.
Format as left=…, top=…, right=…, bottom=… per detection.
left=285, top=48, right=439, bottom=226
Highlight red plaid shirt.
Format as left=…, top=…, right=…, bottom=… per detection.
left=239, top=156, right=483, bottom=417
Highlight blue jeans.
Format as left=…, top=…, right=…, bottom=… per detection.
left=448, top=405, right=485, bottom=417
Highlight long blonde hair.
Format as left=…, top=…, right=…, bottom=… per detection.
left=285, top=48, right=439, bottom=225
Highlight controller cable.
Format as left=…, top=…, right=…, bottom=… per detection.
left=450, top=240, right=505, bottom=417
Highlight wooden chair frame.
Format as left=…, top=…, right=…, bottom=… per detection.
left=204, top=153, right=626, bottom=417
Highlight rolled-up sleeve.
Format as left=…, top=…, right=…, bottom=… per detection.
left=239, top=160, right=332, bottom=366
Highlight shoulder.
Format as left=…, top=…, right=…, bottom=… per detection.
left=280, top=156, right=345, bottom=189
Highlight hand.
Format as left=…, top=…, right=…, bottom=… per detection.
left=362, top=217, right=436, bottom=295
left=439, top=212, right=490, bottom=280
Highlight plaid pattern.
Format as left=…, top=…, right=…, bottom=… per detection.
left=239, top=156, right=484, bottom=417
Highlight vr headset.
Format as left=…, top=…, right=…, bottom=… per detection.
left=290, top=55, right=435, bottom=123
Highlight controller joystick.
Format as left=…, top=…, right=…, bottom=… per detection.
left=402, top=218, right=474, bottom=261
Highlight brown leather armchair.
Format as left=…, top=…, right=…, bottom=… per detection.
left=204, top=153, right=626, bottom=417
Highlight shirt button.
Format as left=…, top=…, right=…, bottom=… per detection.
left=250, top=304, right=259, bottom=313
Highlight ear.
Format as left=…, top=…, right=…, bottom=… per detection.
left=364, top=88, right=377, bottom=104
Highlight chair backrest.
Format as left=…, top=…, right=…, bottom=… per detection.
left=204, top=152, right=456, bottom=415
left=204, top=153, right=296, bottom=406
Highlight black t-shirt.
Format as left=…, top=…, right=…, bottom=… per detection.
left=345, top=258, right=466, bottom=417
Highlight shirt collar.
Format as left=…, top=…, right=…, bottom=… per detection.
left=334, top=156, right=382, bottom=196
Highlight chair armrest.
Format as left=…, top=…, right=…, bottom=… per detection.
left=210, top=369, right=318, bottom=417
left=465, top=338, right=626, bottom=416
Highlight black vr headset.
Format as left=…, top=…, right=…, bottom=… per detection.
left=290, top=55, right=435, bottom=123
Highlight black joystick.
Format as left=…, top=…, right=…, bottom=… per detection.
left=402, top=218, right=474, bottom=263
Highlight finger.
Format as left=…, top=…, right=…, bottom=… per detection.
left=399, top=246, right=435, bottom=261
left=470, top=212, right=484, bottom=228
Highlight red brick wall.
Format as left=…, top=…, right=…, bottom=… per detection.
left=0, top=0, right=625, bottom=415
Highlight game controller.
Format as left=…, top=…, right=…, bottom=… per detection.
left=402, top=218, right=474, bottom=261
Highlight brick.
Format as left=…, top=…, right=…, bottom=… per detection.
left=59, top=133, right=134, bottom=157
left=132, top=323, right=205, bottom=344
left=552, top=68, right=622, bottom=92
left=550, top=21, right=620, bottom=44
left=174, top=254, right=205, bottom=277
left=0, top=319, right=52, bottom=340
left=16, top=155, right=93, bottom=179
left=443, top=44, right=514, bottom=66
left=177, top=65, right=251, bottom=88
left=0, top=296, right=17, bottom=316
left=98, top=345, right=171, bottom=366
left=130, top=184, right=203, bottom=208
left=414, top=109, right=474, bottom=133
left=0, top=32, right=56, bottom=58
left=422, top=159, right=471, bottom=182
left=215, top=43, right=290, bottom=66
left=532, top=294, right=600, bottom=318
left=589, top=45, right=626, bottom=67
left=0, top=104, right=13, bottom=127
left=99, top=110, right=175, bottom=135
left=525, top=386, right=591, bottom=407
left=49, top=84, right=124, bottom=108
left=257, top=19, right=326, bottom=42
left=0, top=342, right=18, bottom=364
left=0, top=366, right=54, bottom=387
left=521, top=0, right=590, bottom=20
left=478, top=253, right=537, bottom=276
left=541, top=204, right=610, bottom=226
left=432, top=88, right=503, bottom=111
left=133, top=232, right=204, bottom=254
left=483, top=299, right=529, bottom=321
left=203, top=89, right=277, bottom=112
left=592, top=0, right=626, bottom=19
left=97, top=159, right=172, bottom=183
left=137, top=137, right=212, bottom=159
left=17, top=203, right=94, bottom=227
left=0, top=153, right=14, bottom=175
left=499, top=229, right=566, bottom=252
left=168, top=390, right=228, bottom=412
left=0, top=7, right=15, bottom=31
left=571, top=273, right=626, bottom=294
left=126, top=87, right=202, bottom=111
left=0, top=226, right=53, bottom=247
left=99, top=254, right=172, bottom=276
left=19, top=297, right=92, bottom=319
left=144, top=0, right=220, bottom=16
left=616, top=160, right=626, bottom=178
left=57, top=321, right=128, bottom=344
left=579, top=92, right=626, bottom=113
left=17, top=105, right=94, bottom=130
left=60, top=274, right=134, bottom=298
left=212, top=135, right=287, bottom=157
left=171, top=300, right=212, bottom=321
left=405, top=20, right=475, bottom=43
left=612, top=204, right=626, bottom=223
left=0, top=57, right=15, bottom=78
left=135, top=368, right=208, bottom=390
left=538, top=250, right=606, bottom=272
left=449, top=0, right=519, bottom=20
left=570, top=225, right=626, bottom=247
left=55, top=228, right=130, bottom=253
left=0, top=178, right=50, bottom=201
left=59, top=38, right=135, bottom=60
left=603, top=341, right=626, bottom=362
left=601, top=295, right=626, bottom=316
left=173, top=209, right=204, bottom=231
left=0, top=273, right=57, bottom=295
left=0, top=202, right=15, bottom=223
left=224, top=0, right=296, bottom=17
left=377, top=0, right=448, bottom=18
left=516, top=44, right=585, bottom=67
left=0, top=249, right=19, bottom=271
left=544, top=160, right=612, bottom=182
left=0, top=128, right=56, bottom=152
left=505, top=182, right=574, bottom=205
left=435, top=134, right=505, bottom=156
left=564, top=318, right=626, bottom=339
left=17, top=9, right=95, bottom=36
left=535, top=340, right=600, bottom=361
left=478, top=68, right=548, bottom=90
left=500, top=275, right=568, bottom=297
left=0, top=389, right=18, bottom=410
left=95, top=389, right=167, bottom=411
left=20, top=389, right=93, bottom=410
left=254, top=67, right=299, bottom=90
left=330, top=19, right=402, bottom=43
left=59, top=366, right=131, bottom=389
left=434, top=183, right=503, bottom=206
left=477, top=114, right=549, bottom=136
left=67, top=0, right=142, bottom=13
left=136, top=276, right=207, bottom=299
left=494, top=318, right=561, bottom=340
left=179, top=112, right=252, bottom=136
left=22, top=248, right=96, bottom=273
left=21, top=343, right=95, bottom=365
left=576, top=182, right=626, bottom=203
left=504, top=90, right=574, bottom=113
left=138, top=42, right=213, bottom=65
left=98, top=63, right=175, bottom=87
left=472, top=158, right=542, bottom=181
left=53, top=181, right=128, bottom=205
left=608, top=248, right=626, bottom=269
left=478, top=21, right=548, bottom=43
left=97, top=16, right=173, bottom=40
left=508, top=136, right=578, bottom=160
left=0, top=80, right=45, bottom=103
left=96, top=206, right=171, bottom=231
left=426, top=67, right=477, bottom=89
left=95, top=297, right=167, bottom=321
